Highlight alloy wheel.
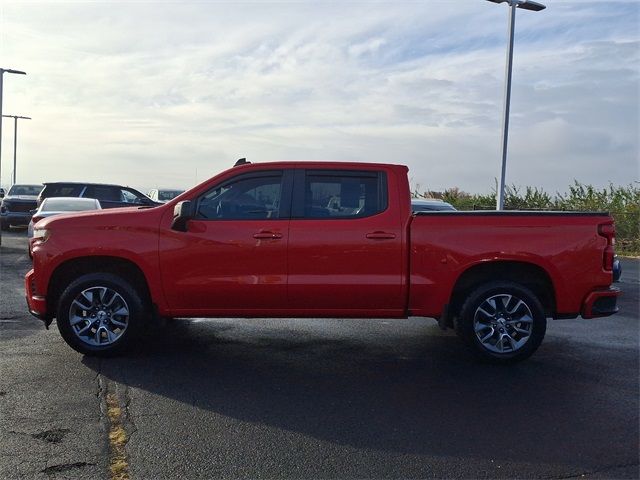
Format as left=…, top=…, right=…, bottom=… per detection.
left=473, top=293, right=534, bottom=354
left=68, top=286, right=129, bottom=347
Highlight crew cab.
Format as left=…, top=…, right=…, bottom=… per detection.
left=26, top=161, right=620, bottom=363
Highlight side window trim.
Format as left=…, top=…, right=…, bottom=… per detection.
left=291, top=169, right=306, bottom=219
left=280, top=170, right=294, bottom=219
left=378, top=172, right=388, bottom=214
left=306, top=169, right=379, bottom=179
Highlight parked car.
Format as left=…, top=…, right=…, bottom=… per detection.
left=27, top=197, right=101, bottom=258
left=148, top=188, right=185, bottom=203
left=1, top=184, right=43, bottom=230
left=37, top=182, right=159, bottom=209
left=27, top=161, right=620, bottom=362
left=411, top=199, right=456, bottom=212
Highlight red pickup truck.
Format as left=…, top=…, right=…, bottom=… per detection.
left=26, top=161, right=620, bottom=363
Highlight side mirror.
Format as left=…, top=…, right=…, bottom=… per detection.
left=171, top=200, right=194, bottom=232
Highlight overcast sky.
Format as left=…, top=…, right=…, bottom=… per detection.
left=0, top=0, right=638, bottom=194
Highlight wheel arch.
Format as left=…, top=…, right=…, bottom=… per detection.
left=447, top=260, right=556, bottom=326
left=47, top=256, right=153, bottom=318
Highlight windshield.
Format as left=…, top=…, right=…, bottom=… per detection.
left=42, top=198, right=99, bottom=211
left=8, top=185, right=43, bottom=196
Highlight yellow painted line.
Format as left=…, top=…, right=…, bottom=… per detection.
left=106, top=393, right=130, bottom=480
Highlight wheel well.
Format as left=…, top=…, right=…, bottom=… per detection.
left=448, top=261, right=556, bottom=324
left=47, top=256, right=151, bottom=317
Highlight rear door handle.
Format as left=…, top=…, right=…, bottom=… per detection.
left=366, top=231, right=396, bottom=240
left=253, top=231, right=283, bottom=239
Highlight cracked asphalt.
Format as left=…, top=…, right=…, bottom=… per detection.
left=1, top=229, right=638, bottom=479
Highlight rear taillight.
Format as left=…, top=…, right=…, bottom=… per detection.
left=598, top=222, right=616, bottom=271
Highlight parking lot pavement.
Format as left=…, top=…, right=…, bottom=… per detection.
left=1, top=230, right=108, bottom=480
left=1, top=228, right=638, bottom=479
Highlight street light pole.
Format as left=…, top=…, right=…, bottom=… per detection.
left=2, top=115, right=32, bottom=185
left=0, top=68, right=27, bottom=246
left=497, top=2, right=516, bottom=211
left=486, top=0, right=545, bottom=210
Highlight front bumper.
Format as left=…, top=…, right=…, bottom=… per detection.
left=25, top=269, right=50, bottom=323
left=582, top=286, right=621, bottom=319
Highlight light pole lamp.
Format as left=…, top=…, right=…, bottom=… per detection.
left=486, top=0, right=545, bottom=210
left=0, top=68, right=26, bottom=246
left=2, top=115, right=31, bottom=185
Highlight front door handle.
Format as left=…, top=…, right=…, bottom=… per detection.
left=366, top=231, right=396, bottom=240
left=253, top=231, right=283, bottom=239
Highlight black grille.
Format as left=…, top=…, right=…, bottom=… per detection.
left=3, top=201, right=36, bottom=213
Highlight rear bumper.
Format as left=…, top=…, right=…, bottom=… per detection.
left=582, top=286, right=620, bottom=319
left=613, top=257, right=622, bottom=283
left=25, top=269, right=49, bottom=322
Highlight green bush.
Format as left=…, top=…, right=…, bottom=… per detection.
left=413, top=181, right=640, bottom=255
left=556, top=182, right=639, bottom=255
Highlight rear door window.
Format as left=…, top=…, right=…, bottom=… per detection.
left=293, top=170, right=387, bottom=219
left=83, top=186, right=122, bottom=203
left=43, top=184, right=83, bottom=198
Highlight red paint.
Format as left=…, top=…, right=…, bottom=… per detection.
left=26, top=162, right=619, bottom=323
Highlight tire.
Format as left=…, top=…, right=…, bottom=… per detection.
left=455, top=281, right=547, bottom=364
left=56, top=273, right=149, bottom=356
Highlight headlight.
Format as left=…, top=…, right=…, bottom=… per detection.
left=32, top=227, right=50, bottom=242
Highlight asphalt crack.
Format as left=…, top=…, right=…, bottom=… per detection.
left=31, top=428, right=70, bottom=444
left=41, top=461, right=96, bottom=474
left=122, top=384, right=138, bottom=441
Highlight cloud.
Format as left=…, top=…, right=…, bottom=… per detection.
left=0, top=1, right=637, bottom=194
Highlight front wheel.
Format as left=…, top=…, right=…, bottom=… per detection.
left=56, top=273, right=148, bottom=356
left=455, top=281, right=547, bottom=364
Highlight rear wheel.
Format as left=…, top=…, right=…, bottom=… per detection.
left=56, top=273, right=148, bottom=356
left=455, top=281, right=546, bottom=363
